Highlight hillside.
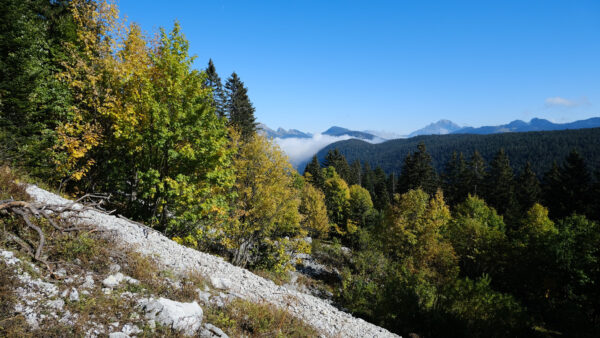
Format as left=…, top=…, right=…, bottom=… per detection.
left=0, top=183, right=396, bottom=337
left=315, top=127, right=600, bottom=176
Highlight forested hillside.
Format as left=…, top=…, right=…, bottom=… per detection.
left=315, top=127, right=600, bottom=176
left=2, top=0, right=600, bottom=337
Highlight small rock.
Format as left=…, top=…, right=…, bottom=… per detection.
left=47, top=299, right=65, bottom=311
left=147, top=319, right=156, bottom=330
left=55, top=268, right=67, bottom=278
left=122, top=323, right=142, bottom=335
left=201, top=323, right=229, bottom=338
left=139, top=297, right=203, bottom=336
left=108, top=333, right=129, bottom=338
left=69, top=288, right=79, bottom=302
left=109, top=263, right=121, bottom=273
left=210, top=277, right=232, bottom=290
left=0, top=250, right=20, bottom=265
left=81, top=274, right=95, bottom=289
left=103, top=288, right=112, bottom=295
left=110, top=322, right=120, bottom=327
left=123, top=276, right=139, bottom=285
left=61, top=289, right=69, bottom=298
left=196, top=289, right=211, bottom=303
left=129, top=312, right=140, bottom=320
left=103, top=273, right=125, bottom=288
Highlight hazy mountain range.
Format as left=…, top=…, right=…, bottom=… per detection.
left=261, top=117, right=600, bottom=141
left=452, top=117, right=600, bottom=134
left=259, top=117, right=600, bottom=170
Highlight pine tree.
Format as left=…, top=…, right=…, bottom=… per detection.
left=542, top=151, right=592, bottom=219
left=515, top=162, right=541, bottom=213
left=542, top=162, right=564, bottom=219
left=349, top=160, right=362, bottom=186
left=442, top=151, right=468, bottom=206
left=362, top=162, right=375, bottom=195
left=559, top=150, right=592, bottom=217
left=204, top=59, right=226, bottom=118
left=397, top=142, right=439, bottom=195
left=323, top=149, right=351, bottom=183
left=0, top=0, right=74, bottom=178
left=372, top=167, right=391, bottom=209
left=485, top=149, right=516, bottom=215
left=466, top=150, right=487, bottom=197
left=304, top=155, right=324, bottom=190
left=225, top=72, right=257, bottom=139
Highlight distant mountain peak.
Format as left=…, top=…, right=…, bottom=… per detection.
left=322, top=126, right=378, bottom=140
left=258, top=124, right=312, bottom=139
left=408, top=119, right=462, bottom=137
left=452, top=117, right=600, bottom=135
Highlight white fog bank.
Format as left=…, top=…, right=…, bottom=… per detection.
left=274, top=134, right=386, bottom=169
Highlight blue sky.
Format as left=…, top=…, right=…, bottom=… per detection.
left=117, top=0, right=600, bottom=135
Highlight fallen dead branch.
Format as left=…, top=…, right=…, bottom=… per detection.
left=0, top=193, right=112, bottom=273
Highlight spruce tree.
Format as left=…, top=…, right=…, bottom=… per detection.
left=397, top=142, right=439, bottom=195
left=466, top=150, right=487, bottom=197
left=542, top=162, right=564, bottom=219
left=559, top=150, right=592, bottom=217
left=373, top=166, right=391, bottom=210
left=204, top=59, right=226, bottom=118
left=442, top=151, right=468, bottom=206
left=304, top=155, right=324, bottom=190
left=485, top=149, right=516, bottom=215
left=225, top=72, right=257, bottom=139
left=323, top=149, right=351, bottom=183
left=362, top=162, right=375, bottom=196
left=516, top=162, right=541, bottom=213
left=349, top=160, right=362, bottom=186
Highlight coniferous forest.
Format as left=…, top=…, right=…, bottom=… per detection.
left=1, top=1, right=600, bottom=337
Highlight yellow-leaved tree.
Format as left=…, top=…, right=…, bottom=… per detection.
left=222, top=134, right=309, bottom=271
left=54, top=0, right=121, bottom=183
left=299, top=181, right=330, bottom=239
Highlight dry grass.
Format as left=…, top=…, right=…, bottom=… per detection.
left=0, top=165, right=30, bottom=201
left=205, top=298, right=319, bottom=337
left=0, top=261, right=30, bottom=337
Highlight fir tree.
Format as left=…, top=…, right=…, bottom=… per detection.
left=323, top=149, right=351, bottom=183
left=204, top=59, right=226, bottom=118
left=466, top=150, right=487, bottom=197
left=372, top=167, right=391, bottom=210
left=515, top=162, right=541, bottom=213
left=542, top=162, right=564, bottom=219
left=304, top=155, right=324, bottom=190
left=397, top=142, right=439, bottom=195
left=442, top=151, right=468, bottom=206
left=485, top=149, right=516, bottom=215
left=349, top=160, right=362, bottom=186
left=225, top=72, right=257, bottom=139
left=559, top=150, right=592, bottom=217
left=362, top=162, right=375, bottom=195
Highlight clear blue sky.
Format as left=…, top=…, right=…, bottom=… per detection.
left=118, top=0, right=600, bottom=134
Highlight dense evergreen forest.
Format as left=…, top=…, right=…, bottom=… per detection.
left=314, top=128, right=600, bottom=177
left=2, top=1, right=600, bottom=337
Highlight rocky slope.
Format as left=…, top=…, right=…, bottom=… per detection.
left=25, top=185, right=398, bottom=337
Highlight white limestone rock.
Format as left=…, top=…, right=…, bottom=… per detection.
left=210, top=277, right=232, bottom=290
left=69, top=288, right=79, bottom=302
left=122, top=323, right=142, bottom=335
left=139, top=297, right=203, bottom=336
left=102, top=273, right=124, bottom=288
left=201, top=323, right=229, bottom=338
